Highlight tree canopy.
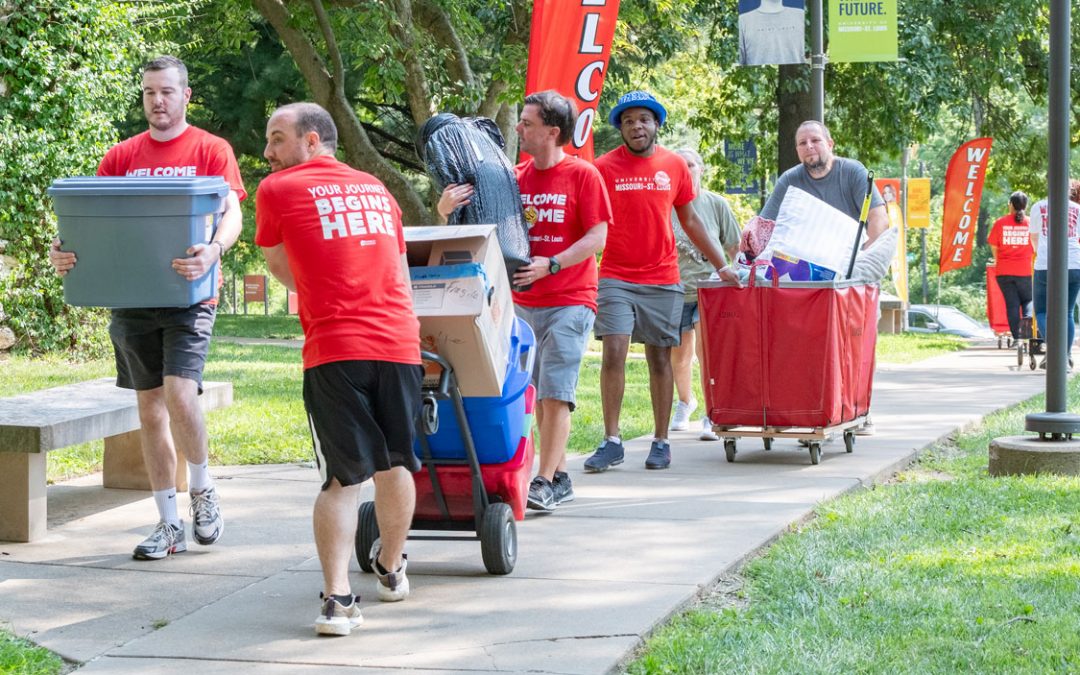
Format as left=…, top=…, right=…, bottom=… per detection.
left=3, top=0, right=1078, bottom=351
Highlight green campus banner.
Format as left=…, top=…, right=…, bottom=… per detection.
left=829, top=0, right=898, bottom=62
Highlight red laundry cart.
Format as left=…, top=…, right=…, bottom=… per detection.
left=698, top=275, right=879, bottom=465
left=986, top=263, right=1012, bottom=347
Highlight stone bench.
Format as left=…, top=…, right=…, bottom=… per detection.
left=0, top=378, right=232, bottom=542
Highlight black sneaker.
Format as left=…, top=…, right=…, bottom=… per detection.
left=645, top=440, right=671, bottom=470
left=551, top=471, right=575, bottom=504
left=584, top=439, right=624, bottom=473
left=526, top=476, right=556, bottom=511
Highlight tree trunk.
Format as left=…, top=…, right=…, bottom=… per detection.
left=496, top=102, right=518, bottom=162
left=252, top=0, right=432, bottom=225
left=776, top=64, right=812, bottom=176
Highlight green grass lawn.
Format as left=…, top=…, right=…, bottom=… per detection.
left=875, top=331, right=967, bottom=363
left=213, top=313, right=303, bottom=339
left=629, top=379, right=1080, bottom=674
left=0, top=630, right=64, bottom=675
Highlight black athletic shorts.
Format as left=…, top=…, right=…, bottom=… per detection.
left=303, top=360, right=423, bottom=489
left=109, top=303, right=216, bottom=393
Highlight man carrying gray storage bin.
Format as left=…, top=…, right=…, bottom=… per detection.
left=47, top=56, right=245, bottom=560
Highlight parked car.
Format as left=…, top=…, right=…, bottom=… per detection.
left=906, top=304, right=995, bottom=339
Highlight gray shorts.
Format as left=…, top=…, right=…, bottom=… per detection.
left=679, top=301, right=700, bottom=333
left=109, top=304, right=216, bottom=392
left=595, top=278, right=683, bottom=347
left=515, top=304, right=594, bottom=409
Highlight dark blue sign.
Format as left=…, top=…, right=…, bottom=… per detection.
left=724, top=140, right=758, bottom=195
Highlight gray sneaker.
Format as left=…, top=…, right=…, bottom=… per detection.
left=132, top=520, right=187, bottom=560
left=551, top=471, right=575, bottom=504
left=315, top=593, right=363, bottom=636
left=526, top=476, right=556, bottom=511
left=190, top=486, right=223, bottom=545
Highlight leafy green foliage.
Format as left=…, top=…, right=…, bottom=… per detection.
left=0, top=1, right=189, bottom=356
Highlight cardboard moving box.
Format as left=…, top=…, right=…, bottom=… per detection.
left=405, top=225, right=515, bottom=397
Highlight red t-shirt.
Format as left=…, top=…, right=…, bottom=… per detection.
left=512, top=156, right=612, bottom=311
left=988, top=214, right=1033, bottom=277
left=98, top=126, right=247, bottom=201
left=594, top=145, right=695, bottom=285
left=254, top=156, right=420, bottom=369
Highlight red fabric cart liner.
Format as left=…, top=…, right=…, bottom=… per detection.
left=698, top=277, right=878, bottom=429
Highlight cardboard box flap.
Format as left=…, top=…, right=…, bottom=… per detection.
left=405, top=224, right=499, bottom=267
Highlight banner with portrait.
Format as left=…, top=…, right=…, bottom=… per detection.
left=738, top=0, right=806, bottom=66
left=875, top=178, right=908, bottom=302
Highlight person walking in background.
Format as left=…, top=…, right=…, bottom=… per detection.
left=988, top=191, right=1034, bottom=345
left=584, top=91, right=733, bottom=473
left=668, top=148, right=740, bottom=441
left=256, top=102, right=421, bottom=636
left=48, top=55, right=243, bottom=560
left=1028, top=180, right=1080, bottom=369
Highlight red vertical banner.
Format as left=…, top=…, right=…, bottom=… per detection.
left=939, top=138, right=993, bottom=275
left=525, top=0, right=620, bottom=162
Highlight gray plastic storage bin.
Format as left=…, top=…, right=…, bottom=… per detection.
left=49, top=176, right=230, bottom=308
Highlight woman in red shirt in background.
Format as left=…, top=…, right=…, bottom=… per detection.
left=988, top=191, right=1034, bottom=343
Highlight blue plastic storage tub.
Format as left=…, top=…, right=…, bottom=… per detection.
left=49, top=176, right=230, bottom=308
left=417, top=316, right=536, bottom=464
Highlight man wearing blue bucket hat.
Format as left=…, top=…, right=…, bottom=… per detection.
left=585, top=91, right=736, bottom=472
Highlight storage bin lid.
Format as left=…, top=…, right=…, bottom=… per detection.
left=48, top=176, right=230, bottom=198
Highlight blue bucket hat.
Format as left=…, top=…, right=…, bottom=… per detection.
left=608, top=91, right=667, bottom=128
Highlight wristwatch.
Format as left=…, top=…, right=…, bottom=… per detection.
left=548, top=256, right=561, bottom=274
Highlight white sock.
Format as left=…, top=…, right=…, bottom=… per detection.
left=606, top=435, right=621, bottom=444
left=153, top=488, right=180, bottom=527
left=187, top=460, right=213, bottom=493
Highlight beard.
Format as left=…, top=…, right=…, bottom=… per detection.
left=802, top=156, right=828, bottom=173
left=623, top=129, right=657, bottom=155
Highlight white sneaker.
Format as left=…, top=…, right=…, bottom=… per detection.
left=699, top=417, right=719, bottom=441
left=669, top=398, right=697, bottom=431
left=315, top=593, right=363, bottom=636
left=370, top=539, right=410, bottom=602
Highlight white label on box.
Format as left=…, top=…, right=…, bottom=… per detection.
left=412, top=282, right=446, bottom=310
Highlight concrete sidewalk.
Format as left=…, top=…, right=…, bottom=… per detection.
left=0, top=344, right=1048, bottom=673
